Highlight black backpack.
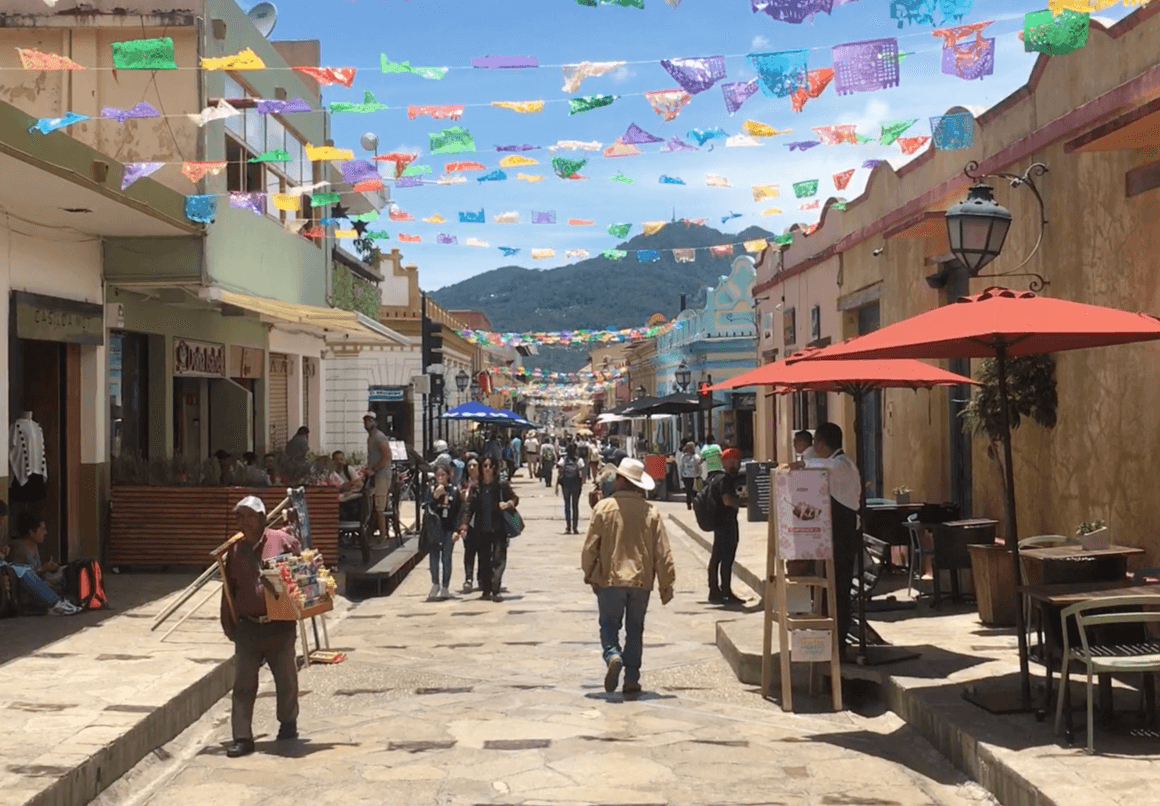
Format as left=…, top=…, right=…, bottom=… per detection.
left=560, top=458, right=581, bottom=485
left=692, top=472, right=723, bottom=531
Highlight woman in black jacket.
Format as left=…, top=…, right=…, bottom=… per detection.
left=425, top=464, right=464, bottom=601
left=464, top=455, right=519, bottom=602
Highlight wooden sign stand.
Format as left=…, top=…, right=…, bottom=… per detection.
left=760, top=467, right=843, bottom=712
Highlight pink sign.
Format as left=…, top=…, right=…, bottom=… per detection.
left=773, top=467, right=833, bottom=560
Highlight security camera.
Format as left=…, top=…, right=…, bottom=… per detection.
left=872, top=247, right=885, bottom=257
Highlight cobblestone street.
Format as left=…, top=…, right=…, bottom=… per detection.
left=98, top=476, right=994, bottom=806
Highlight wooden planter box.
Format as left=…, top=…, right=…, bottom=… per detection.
left=109, top=486, right=339, bottom=568
left=968, top=543, right=1018, bottom=627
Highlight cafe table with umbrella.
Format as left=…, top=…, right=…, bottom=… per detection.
left=709, top=354, right=977, bottom=665
left=788, top=286, right=1160, bottom=710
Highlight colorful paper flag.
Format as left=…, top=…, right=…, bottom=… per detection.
left=743, top=120, right=790, bottom=137
left=611, top=172, right=634, bottom=184
left=879, top=119, right=917, bottom=145
left=423, top=214, right=446, bottom=224
left=293, top=66, right=356, bottom=87
left=459, top=210, right=486, bottom=223
left=375, top=152, right=419, bottom=177
left=389, top=207, right=415, bottom=221
left=517, top=173, right=544, bottom=183
left=549, top=140, right=603, bottom=152
left=17, top=48, right=84, bottom=71
left=659, top=175, right=686, bottom=185
left=897, top=136, right=930, bottom=155
left=330, top=91, right=388, bottom=114
left=437, top=234, right=457, bottom=245
left=752, top=0, right=836, bottom=24
left=660, top=56, right=727, bottom=95
left=429, top=126, right=476, bottom=154
left=785, top=141, right=821, bottom=152
left=793, top=179, right=819, bottom=198
left=472, top=170, right=504, bottom=182
left=271, top=194, right=301, bottom=212
left=608, top=223, right=633, bottom=238
left=721, top=212, right=743, bottom=224
left=411, top=105, right=464, bottom=122
left=334, top=229, right=359, bottom=239
left=752, top=185, right=780, bottom=201
left=102, top=102, right=160, bottom=123
left=311, top=192, right=341, bottom=207
left=930, top=112, right=974, bottom=150
left=112, top=37, right=176, bottom=70
left=306, top=144, right=354, bottom=161
left=380, top=56, right=448, bottom=80
left=710, top=244, right=735, bottom=258
left=577, top=0, right=644, bottom=7
left=181, top=161, right=227, bottom=183
left=642, top=222, right=667, bottom=236
left=256, top=98, right=312, bottom=115
left=687, top=128, right=727, bottom=146
left=28, top=111, right=88, bottom=135
left=832, top=38, right=901, bottom=95
left=495, top=211, right=521, bottom=224
left=800, top=201, right=820, bottom=211
left=673, top=249, right=696, bottom=263
left=863, top=159, right=885, bottom=169
left=561, top=61, right=626, bottom=92
left=832, top=169, right=855, bottom=190
left=473, top=55, right=539, bottom=69
left=568, top=95, right=618, bottom=115
left=644, top=89, right=693, bottom=122
left=249, top=148, right=290, bottom=163
left=531, top=248, right=555, bottom=260
left=350, top=211, right=379, bottom=222
left=229, top=191, right=266, bottom=216
left=761, top=208, right=783, bottom=215
left=1023, top=9, right=1089, bottom=55
left=445, top=161, right=486, bottom=172
left=744, top=239, right=769, bottom=253
left=638, top=250, right=661, bottom=263
left=603, top=249, right=628, bottom=260
left=398, top=234, right=421, bottom=243
left=366, top=231, right=391, bottom=241
left=491, top=100, right=545, bottom=114
left=551, top=157, right=588, bottom=179
left=791, top=68, right=835, bottom=113
left=813, top=124, right=859, bottom=145
left=467, top=238, right=490, bottom=248
left=499, top=155, right=538, bottom=167
left=342, top=160, right=380, bottom=185
left=721, top=78, right=760, bottom=115
left=121, top=162, right=164, bottom=190
left=706, top=174, right=731, bottom=188
left=726, top=134, right=763, bottom=148
left=621, top=123, right=664, bottom=145
left=569, top=219, right=594, bottom=226
left=604, top=140, right=642, bottom=158
left=532, top=211, right=557, bottom=224
left=184, top=195, right=217, bottom=224
left=188, top=100, right=240, bottom=127
left=661, top=136, right=696, bottom=152
left=201, top=48, right=265, bottom=71
left=566, top=249, right=590, bottom=259
left=748, top=51, right=809, bottom=98
left=500, top=247, right=521, bottom=257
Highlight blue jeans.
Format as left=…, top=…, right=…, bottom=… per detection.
left=596, top=586, right=651, bottom=685
left=561, top=484, right=581, bottom=531
left=428, top=529, right=454, bottom=588
left=3, top=563, right=61, bottom=610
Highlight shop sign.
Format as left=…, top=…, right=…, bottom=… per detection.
left=369, top=385, right=407, bottom=403
left=13, top=291, right=104, bottom=345
left=732, top=392, right=757, bottom=411
left=174, top=338, right=225, bottom=377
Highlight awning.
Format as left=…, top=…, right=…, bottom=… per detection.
left=202, top=288, right=409, bottom=346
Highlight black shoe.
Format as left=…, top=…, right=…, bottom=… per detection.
left=491, top=593, right=504, bottom=603
left=708, top=591, right=724, bottom=604
left=623, top=681, right=642, bottom=698
left=721, top=593, right=745, bottom=605
left=226, top=739, right=255, bottom=758
left=604, top=655, right=623, bottom=693
left=277, top=721, right=298, bottom=740
left=480, top=591, right=492, bottom=600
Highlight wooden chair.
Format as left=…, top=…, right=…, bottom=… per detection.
left=1053, top=595, right=1160, bottom=753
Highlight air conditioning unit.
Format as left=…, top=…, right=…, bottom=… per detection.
left=411, top=374, right=430, bottom=394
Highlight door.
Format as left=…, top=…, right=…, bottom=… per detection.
left=268, top=352, right=290, bottom=450
left=210, top=378, right=254, bottom=456
left=857, top=304, right=884, bottom=499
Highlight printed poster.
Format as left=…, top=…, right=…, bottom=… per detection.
left=773, top=467, right=833, bottom=560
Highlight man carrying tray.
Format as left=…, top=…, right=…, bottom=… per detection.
left=220, top=495, right=302, bottom=758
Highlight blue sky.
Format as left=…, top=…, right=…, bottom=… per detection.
left=267, top=0, right=1124, bottom=289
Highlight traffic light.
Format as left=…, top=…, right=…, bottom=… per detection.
left=422, top=320, right=443, bottom=369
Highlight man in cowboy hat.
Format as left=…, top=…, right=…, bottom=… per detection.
left=220, top=496, right=302, bottom=758
left=581, top=458, right=676, bottom=698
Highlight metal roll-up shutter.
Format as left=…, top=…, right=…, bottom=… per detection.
left=269, top=352, right=290, bottom=449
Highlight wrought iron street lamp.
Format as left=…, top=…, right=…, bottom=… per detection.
left=675, top=362, right=691, bottom=392
left=455, top=369, right=469, bottom=393
left=470, top=377, right=480, bottom=400
left=635, top=384, right=648, bottom=400
left=945, top=161, right=1049, bottom=290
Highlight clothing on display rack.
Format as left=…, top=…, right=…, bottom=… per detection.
left=10, top=412, right=48, bottom=502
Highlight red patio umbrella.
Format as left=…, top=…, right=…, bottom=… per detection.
left=711, top=353, right=977, bottom=664
left=789, top=287, right=1160, bottom=708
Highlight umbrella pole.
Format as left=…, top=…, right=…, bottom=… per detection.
left=995, top=347, right=1032, bottom=710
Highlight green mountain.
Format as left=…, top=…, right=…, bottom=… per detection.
left=431, top=222, right=769, bottom=370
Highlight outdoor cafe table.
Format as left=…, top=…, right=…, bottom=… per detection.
left=1020, top=544, right=1145, bottom=586
left=930, top=518, right=999, bottom=607
left=1019, top=581, right=1160, bottom=721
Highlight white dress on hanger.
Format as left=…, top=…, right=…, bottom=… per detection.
left=10, top=416, right=48, bottom=487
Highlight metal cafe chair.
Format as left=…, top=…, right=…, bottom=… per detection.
left=1054, top=595, right=1160, bottom=753
left=904, top=517, right=933, bottom=598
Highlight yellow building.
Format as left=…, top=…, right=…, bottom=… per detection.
left=756, top=8, right=1160, bottom=560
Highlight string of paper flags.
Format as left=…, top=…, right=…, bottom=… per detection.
left=489, top=365, right=630, bottom=382
left=457, top=321, right=685, bottom=348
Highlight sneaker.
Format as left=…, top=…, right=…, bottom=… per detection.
left=427, top=584, right=440, bottom=601
left=49, top=600, right=79, bottom=616
left=721, top=593, right=745, bottom=606
left=439, top=586, right=452, bottom=600
left=604, top=655, right=623, bottom=693
left=226, top=738, right=256, bottom=757
left=623, top=681, right=642, bottom=698
left=461, top=580, right=474, bottom=593
left=276, top=721, right=298, bottom=740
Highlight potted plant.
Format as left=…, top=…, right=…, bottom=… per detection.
left=892, top=485, right=912, bottom=505
left=1076, top=519, right=1110, bottom=551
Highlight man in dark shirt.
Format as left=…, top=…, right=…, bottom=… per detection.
left=220, top=496, right=302, bottom=758
left=705, top=446, right=744, bottom=605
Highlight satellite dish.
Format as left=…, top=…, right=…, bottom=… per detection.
left=248, top=2, right=278, bottom=38
left=360, top=132, right=379, bottom=153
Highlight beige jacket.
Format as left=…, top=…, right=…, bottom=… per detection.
left=581, top=490, right=676, bottom=595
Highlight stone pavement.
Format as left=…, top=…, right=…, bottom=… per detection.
left=661, top=504, right=1160, bottom=806
left=94, top=475, right=993, bottom=806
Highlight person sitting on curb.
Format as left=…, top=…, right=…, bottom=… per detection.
left=0, top=503, right=79, bottom=616
left=581, top=458, right=676, bottom=698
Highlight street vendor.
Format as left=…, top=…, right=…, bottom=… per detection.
left=220, top=495, right=302, bottom=758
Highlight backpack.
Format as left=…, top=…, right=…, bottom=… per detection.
left=692, top=472, right=723, bottom=532
left=560, top=458, right=581, bottom=485
left=0, top=565, right=19, bottom=618
left=541, top=445, right=555, bottom=464
left=63, top=559, right=108, bottom=610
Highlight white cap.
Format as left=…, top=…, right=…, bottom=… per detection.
left=362, top=411, right=377, bottom=420
left=434, top=439, right=448, bottom=452
left=234, top=495, right=266, bottom=515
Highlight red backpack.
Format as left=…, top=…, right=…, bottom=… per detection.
left=64, top=559, right=108, bottom=610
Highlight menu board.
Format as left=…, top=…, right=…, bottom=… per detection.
left=773, top=467, right=833, bottom=560
left=746, top=462, right=776, bottom=522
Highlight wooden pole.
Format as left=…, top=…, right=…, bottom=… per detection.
left=160, top=582, right=221, bottom=642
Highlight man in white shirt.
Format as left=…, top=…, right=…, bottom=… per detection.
left=798, top=422, right=861, bottom=659
left=793, top=430, right=817, bottom=462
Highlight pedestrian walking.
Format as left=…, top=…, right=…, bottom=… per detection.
left=459, top=454, right=484, bottom=592
left=576, top=437, right=592, bottom=481
left=511, top=433, right=523, bottom=476
left=462, top=455, right=519, bottom=602
left=362, top=412, right=392, bottom=544
left=555, top=443, right=585, bottom=534
left=525, top=432, right=540, bottom=478
left=425, top=463, right=465, bottom=601
left=677, top=440, right=701, bottom=510
left=702, top=445, right=744, bottom=605
left=220, top=496, right=301, bottom=758
left=540, top=440, right=556, bottom=488
left=581, top=458, right=675, bottom=697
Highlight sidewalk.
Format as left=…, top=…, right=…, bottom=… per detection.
left=661, top=502, right=1160, bottom=806
left=0, top=572, right=351, bottom=806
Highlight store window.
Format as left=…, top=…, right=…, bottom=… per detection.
left=108, top=332, right=149, bottom=459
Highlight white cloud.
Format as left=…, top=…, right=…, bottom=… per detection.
left=609, top=66, right=638, bottom=84
left=751, top=34, right=771, bottom=51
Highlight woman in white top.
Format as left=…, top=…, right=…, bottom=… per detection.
left=676, top=440, right=702, bottom=510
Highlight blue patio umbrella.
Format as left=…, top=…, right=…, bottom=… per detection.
left=494, top=408, right=536, bottom=429
left=440, top=401, right=508, bottom=421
